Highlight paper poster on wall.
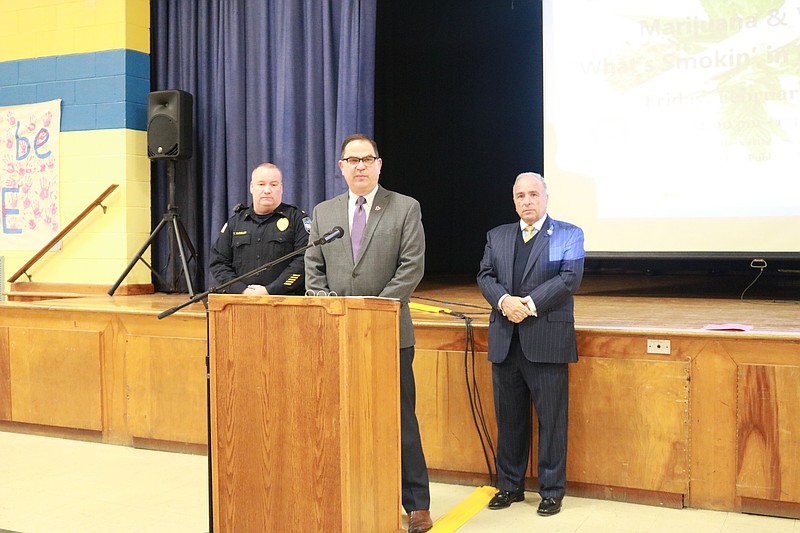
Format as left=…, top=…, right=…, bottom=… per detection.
left=0, top=99, right=61, bottom=251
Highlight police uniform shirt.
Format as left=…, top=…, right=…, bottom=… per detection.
left=208, top=203, right=310, bottom=294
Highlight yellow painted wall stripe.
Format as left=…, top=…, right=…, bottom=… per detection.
left=0, top=0, right=150, bottom=62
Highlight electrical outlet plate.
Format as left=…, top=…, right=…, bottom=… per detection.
left=647, top=339, right=671, bottom=354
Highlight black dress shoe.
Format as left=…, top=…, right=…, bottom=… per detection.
left=537, top=497, right=562, bottom=516
left=488, top=489, right=524, bottom=509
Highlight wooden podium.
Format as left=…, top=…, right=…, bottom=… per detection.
left=208, top=295, right=403, bottom=532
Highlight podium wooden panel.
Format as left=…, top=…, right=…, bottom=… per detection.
left=208, top=295, right=403, bottom=533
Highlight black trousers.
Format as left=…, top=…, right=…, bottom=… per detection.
left=492, top=338, right=569, bottom=500
left=400, top=345, right=430, bottom=512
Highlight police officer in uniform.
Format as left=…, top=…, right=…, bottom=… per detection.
left=209, top=163, right=310, bottom=294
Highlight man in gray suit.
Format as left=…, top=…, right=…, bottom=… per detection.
left=305, top=134, right=432, bottom=533
left=477, top=172, right=584, bottom=517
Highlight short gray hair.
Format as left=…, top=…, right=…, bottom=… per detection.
left=252, top=162, right=281, bottom=175
left=513, top=172, right=546, bottom=192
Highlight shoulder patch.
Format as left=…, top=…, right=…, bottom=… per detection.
left=302, top=216, right=312, bottom=234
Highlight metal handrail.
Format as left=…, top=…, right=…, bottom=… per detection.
left=7, top=183, right=119, bottom=283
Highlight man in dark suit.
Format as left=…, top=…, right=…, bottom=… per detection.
left=477, top=172, right=585, bottom=517
left=305, top=134, right=432, bottom=533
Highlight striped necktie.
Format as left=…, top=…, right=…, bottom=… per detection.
left=523, top=225, right=535, bottom=243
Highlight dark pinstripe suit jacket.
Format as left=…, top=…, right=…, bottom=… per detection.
left=477, top=216, right=585, bottom=364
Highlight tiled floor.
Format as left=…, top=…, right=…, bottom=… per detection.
left=0, top=430, right=797, bottom=533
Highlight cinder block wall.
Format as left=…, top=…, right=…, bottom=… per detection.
left=0, top=0, right=152, bottom=291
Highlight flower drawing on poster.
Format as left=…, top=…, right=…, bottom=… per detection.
left=1, top=99, right=61, bottom=251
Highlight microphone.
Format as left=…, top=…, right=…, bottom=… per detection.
left=313, top=226, right=344, bottom=246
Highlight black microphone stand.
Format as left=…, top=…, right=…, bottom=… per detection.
left=154, top=228, right=341, bottom=533
left=157, top=230, right=337, bottom=319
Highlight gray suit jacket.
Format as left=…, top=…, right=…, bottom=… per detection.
left=305, top=186, right=425, bottom=348
left=477, top=216, right=585, bottom=364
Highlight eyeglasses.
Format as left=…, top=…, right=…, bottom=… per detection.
left=340, top=156, right=378, bottom=167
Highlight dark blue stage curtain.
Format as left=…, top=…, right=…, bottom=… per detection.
left=150, top=1, right=376, bottom=292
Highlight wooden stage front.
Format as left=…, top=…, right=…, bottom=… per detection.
left=1, top=279, right=799, bottom=518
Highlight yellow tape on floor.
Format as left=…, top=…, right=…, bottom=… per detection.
left=429, top=485, right=496, bottom=532
left=409, top=301, right=453, bottom=314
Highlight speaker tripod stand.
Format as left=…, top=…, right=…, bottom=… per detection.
left=108, top=160, right=197, bottom=297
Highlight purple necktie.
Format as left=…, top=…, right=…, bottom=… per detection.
left=351, top=196, right=366, bottom=261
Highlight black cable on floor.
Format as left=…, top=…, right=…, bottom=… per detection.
left=410, top=295, right=496, bottom=484
left=461, top=316, right=497, bottom=487
left=741, top=258, right=767, bottom=300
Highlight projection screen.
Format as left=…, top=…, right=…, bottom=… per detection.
left=543, top=0, right=800, bottom=256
